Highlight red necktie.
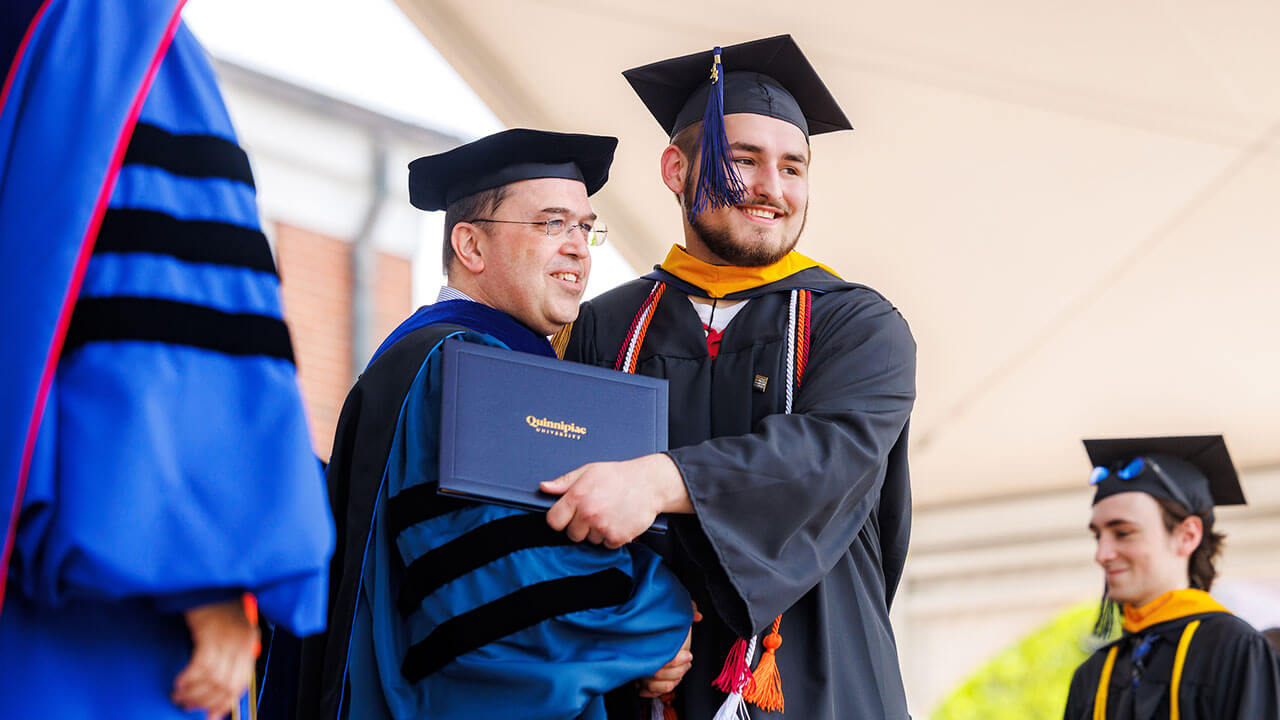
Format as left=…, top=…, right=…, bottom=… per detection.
left=703, top=324, right=723, bottom=359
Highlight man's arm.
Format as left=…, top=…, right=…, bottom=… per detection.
left=543, top=452, right=691, bottom=548
left=544, top=292, right=916, bottom=635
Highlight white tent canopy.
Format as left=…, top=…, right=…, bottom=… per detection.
left=393, top=0, right=1280, bottom=710
left=395, top=0, right=1279, bottom=503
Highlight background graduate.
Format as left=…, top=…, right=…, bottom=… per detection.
left=0, top=1, right=335, bottom=717
left=550, top=35, right=917, bottom=720
left=1063, top=435, right=1280, bottom=719
left=289, top=129, right=692, bottom=720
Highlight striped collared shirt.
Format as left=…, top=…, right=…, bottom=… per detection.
left=435, top=285, right=476, bottom=304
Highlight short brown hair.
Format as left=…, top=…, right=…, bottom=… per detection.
left=1156, top=496, right=1225, bottom=591
left=441, top=185, right=510, bottom=276
left=671, top=123, right=701, bottom=165
left=668, top=124, right=700, bottom=211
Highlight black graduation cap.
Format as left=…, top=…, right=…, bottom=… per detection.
left=1083, top=435, right=1245, bottom=514
left=623, top=34, right=851, bottom=139
left=408, top=128, right=617, bottom=211
left=623, top=35, right=851, bottom=223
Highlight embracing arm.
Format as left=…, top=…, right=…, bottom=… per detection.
left=546, top=292, right=915, bottom=636
left=666, top=296, right=915, bottom=634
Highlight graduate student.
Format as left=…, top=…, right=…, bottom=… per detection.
left=550, top=35, right=917, bottom=719
left=291, top=129, right=693, bottom=720
left=1063, top=435, right=1280, bottom=719
left=0, top=3, right=334, bottom=718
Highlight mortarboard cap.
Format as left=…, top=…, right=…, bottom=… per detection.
left=623, top=35, right=851, bottom=223
left=623, top=34, right=852, bottom=140
left=409, top=128, right=617, bottom=212
left=1083, top=434, right=1245, bottom=514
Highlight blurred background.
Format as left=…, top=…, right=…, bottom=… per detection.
left=184, top=0, right=1280, bottom=715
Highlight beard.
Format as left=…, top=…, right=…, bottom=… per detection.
left=682, top=176, right=807, bottom=267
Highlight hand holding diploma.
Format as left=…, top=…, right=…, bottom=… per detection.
left=543, top=452, right=693, bottom=547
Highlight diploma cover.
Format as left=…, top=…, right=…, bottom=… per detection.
left=439, top=339, right=670, bottom=532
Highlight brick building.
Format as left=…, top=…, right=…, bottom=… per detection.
left=274, top=225, right=412, bottom=456
left=214, top=59, right=463, bottom=458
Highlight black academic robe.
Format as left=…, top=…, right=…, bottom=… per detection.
left=1064, top=612, right=1280, bottom=720
left=566, top=265, right=917, bottom=720
left=290, top=322, right=464, bottom=720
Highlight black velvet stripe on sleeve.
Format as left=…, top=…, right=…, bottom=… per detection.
left=384, top=482, right=471, bottom=540
left=95, top=208, right=278, bottom=275
left=63, top=296, right=294, bottom=362
left=397, top=512, right=577, bottom=615
left=400, top=568, right=634, bottom=683
left=123, top=121, right=255, bottom=187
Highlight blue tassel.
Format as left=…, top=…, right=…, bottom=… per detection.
left=689, top=47, right=748, bottom=224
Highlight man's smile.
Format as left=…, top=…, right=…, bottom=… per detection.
left=550, top=270, right=582, bottom=287
left=738, top=204, right=785, bottom=224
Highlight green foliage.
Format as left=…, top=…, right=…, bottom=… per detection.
left=931, top=602, right=1107, bottom=720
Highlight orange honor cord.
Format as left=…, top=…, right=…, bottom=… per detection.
left=616, top=282, right=666, bottom=373
left=630, top=286, right=665, bottom=372
left=661, top=692, right=678, bottom=720
left=744, top=616, right=785, bottom=711
left=242, top=593, right=260, bottom=656
left=240, top=593, right=260, bottom=720
left=720, top=289, right=810, bottom=714
left=794, top=290, right=811, bottom=383
left=625, top=284, right=813, bottom=715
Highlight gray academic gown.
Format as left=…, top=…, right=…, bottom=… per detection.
left=566, top=263, right=916, bottom=720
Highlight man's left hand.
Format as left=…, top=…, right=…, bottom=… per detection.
left=638, top=602, right=702, bottom=698
left=541, top=453, right=691, bottom=547
left=172, top=598, right=259, bottom=719
left=637, top=627, right=693, bottom=698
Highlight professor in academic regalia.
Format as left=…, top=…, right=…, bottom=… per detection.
left=548, top=35, right=917, bottom=720
left=290, top=129, right=693, bottom=720
left=1064, top=435, right=1280, bottom=719
left=0, top=2, right=334, bottom=718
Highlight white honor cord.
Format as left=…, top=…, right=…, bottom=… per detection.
left=784, top=289, right=798, bottom=414
left=711, top=292, right=799, bottom=720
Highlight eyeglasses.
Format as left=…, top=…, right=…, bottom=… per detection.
left=1088, top=456, right=1194, bottom=510
left=466, top=218, right=608, bottom=247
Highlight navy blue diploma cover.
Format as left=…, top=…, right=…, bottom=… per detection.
left=438, top=339, right=670, bottom=532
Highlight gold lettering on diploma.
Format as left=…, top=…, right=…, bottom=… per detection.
left=525, top=415, right=588, bottom=440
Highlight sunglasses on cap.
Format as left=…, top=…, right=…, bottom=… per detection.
left=1089, top=456, right=1195, bottom=511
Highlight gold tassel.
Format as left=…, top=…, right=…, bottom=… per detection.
left=550, top=321, right=574, bottom=358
